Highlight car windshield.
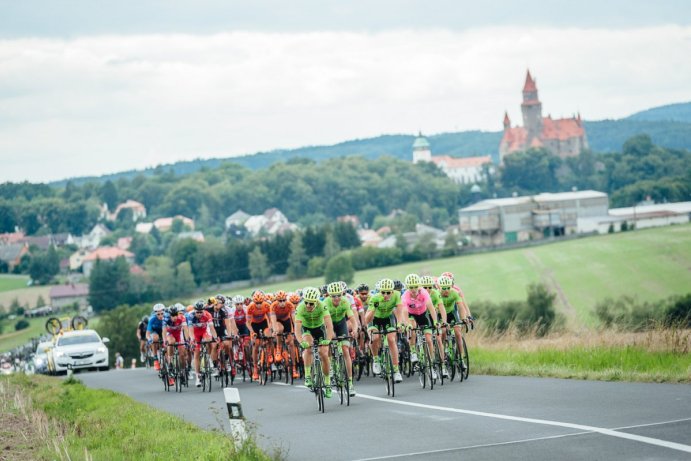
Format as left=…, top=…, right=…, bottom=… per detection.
left=36, top=343, right=52, bottom=354
left=57, top=335, right=100, bottom=346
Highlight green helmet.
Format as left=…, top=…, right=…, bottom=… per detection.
left=404, top=273, right=421, bottom=288
left=421, top=275, right=435, bottom=287
left=379, top=278, right=395, bottom=291
left=438, top=275, right=453, bottom=289
left=327, top=282, right=342, bottom=296
left=303, top=287, right=320, bottom=303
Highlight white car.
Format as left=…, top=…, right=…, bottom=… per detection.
left=50, top=329, right=110, bottom=373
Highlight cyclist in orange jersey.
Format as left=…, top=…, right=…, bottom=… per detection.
left=270, top=290, right=297, bottom=374
left=247, top=291, right=273, bottom=381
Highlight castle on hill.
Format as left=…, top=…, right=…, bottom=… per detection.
left=499, top=70, right=588, bottom=162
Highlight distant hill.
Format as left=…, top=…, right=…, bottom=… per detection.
left=52, top=104, right=691, bottom=186
left=626, top=102, right=691, bottom=123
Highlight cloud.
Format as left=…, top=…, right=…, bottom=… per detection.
left=1, top=25, right=690, bottom=182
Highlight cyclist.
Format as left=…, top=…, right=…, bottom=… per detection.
left=146, top=304, right=166, bottom=371
left=189, top=302, right=219, bottom=387
left=295, top=286, right=335, bottom=398
left=438, top=275, right=471, bottom=373
left=247, top=291, right=273, bottom=381
left=136, top=315, right=149, bottom=363
left=441, top=272, right=475, bottom=325
left=364, top=278, right=404, bottom=383
left=324, top=281, right=358, bottom=396
left=270, top=290, right=295, bottom=360
left=207, top=295, right=233, bottom=377
left=162, top=304, right=190, bottom=386
left=402, top=273, right=448, bottom=378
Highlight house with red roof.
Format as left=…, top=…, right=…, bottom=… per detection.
left=499, top=70, right=588, bottom=162
left=82, top=247, right=135, bottom=277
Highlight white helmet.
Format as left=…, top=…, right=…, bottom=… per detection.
left=153, top=303, right=165, bottom=313
left=232, top=295, right=245, bottom=305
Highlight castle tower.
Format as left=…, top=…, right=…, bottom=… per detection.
left=503, top=111, right=511, bottom=131
left=412, top=133, right=432, bottom=164
left=521, top=70, right=543, bottom=141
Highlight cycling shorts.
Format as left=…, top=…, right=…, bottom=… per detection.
left=411, top=311, right=433, bottom=333
left=277, top=318, right=293, bottom=334
left=333, top=318, right=349, bottom=340
left=250, top=320, right=269, bottom=336
left=301, top=324, right=328, bottom=345
left=237, top=323, right=250, bottom=337
left=368, top=314, right=397, bottom=334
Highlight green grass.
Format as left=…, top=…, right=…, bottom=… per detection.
left=211, top=224, right=691, bottom=326
left=4, top=374, right=276, bottom=461
left=0, top=274, right=29, bottom=293
left=473, top=346, right=691, bottom=383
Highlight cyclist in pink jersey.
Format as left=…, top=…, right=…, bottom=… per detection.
left=402, top=274, right=448, bottom=377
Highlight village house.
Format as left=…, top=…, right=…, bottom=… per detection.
left=82, top=247, right=135, bottom=277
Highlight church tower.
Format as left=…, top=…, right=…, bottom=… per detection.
left=412, top=133, right=432, bottom=164
left=520, top=70, right=543, bottom=141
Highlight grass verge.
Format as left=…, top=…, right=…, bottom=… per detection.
left=467, top=327, right=691, bottom=383
left=3, top=374, right=278, bottom=461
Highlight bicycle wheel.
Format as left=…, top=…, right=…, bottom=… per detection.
left=314, top=363, right=325, bottom=413
left=423, top=342, right=434, bottom=390
left=340, top=354, right=350, bottom=407
left=45, top=317, right=62, bottom=335
left=387, top=348, right=395, bottom=398
left=461, top=336, right=469, bottom=380
left=70, top=315, right=88, bottom=330
left=446, top=336, right=457, bottom=382
left=417, top=346, right=427, bottom=389
left=260, top=349, right=269, bottom=386
left=434, top=341, right=445, bottom=387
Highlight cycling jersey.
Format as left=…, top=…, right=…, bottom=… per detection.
left=247, top=301, right=271, bottom=324
left=440, top=289, right=462, bottom=314
left=344, top=293, right=357, bottom=311
left=163, top=313, right=187, bottom=342
left=426, top=288, right=442, bottom=308
left=367, top=291, right=402, bottom=319
left=231, top=306, right=247, bottom=325
left=323, top=297, right=354, bottom=323
left=137, top=321, right=147, bottom=339
left=353, top=296, right=364, bottom=311
left=401, top=288, right=431, bottom=316
left=271, top=300, right=295, bottom=322
left=147, top=315, right=164, bottom=335
left=207, top=307, right=230, bottom=338
left=295, top=300, right=330, bottom=329
left=188, top=310, right=214, bottom=330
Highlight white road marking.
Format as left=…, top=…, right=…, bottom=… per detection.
left=350, top=431, right=593, bottom=461
left=357, top=393, right=691, bottom=455
left=613, top=417, right=691, bottom=431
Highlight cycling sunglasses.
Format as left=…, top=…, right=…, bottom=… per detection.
left=381, top=291, right=393, bottom=295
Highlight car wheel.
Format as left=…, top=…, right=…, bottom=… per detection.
left=99, top=366, right=109, bottom=371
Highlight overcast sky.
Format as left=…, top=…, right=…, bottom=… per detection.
left=1, top=0, right=690, bottom=183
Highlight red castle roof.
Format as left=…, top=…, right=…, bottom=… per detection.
left=523, top=70, right=537, bottom=92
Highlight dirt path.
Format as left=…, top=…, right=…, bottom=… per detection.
left=523, top=249, right=575, bottom=320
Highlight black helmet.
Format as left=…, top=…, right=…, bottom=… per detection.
left=356, top=283, right=369, bottom=292
left=169, top=306, right=178, bottom=316
left=393, top=280, right=404, bottom=291
left=320, top=285, right=328, bottom=296
left=195, top=300, right=205, bottom=311
left=141, top=315, right=149, bottom=322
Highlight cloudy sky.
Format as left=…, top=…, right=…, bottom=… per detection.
left=1, top=0, right=690, bottom=183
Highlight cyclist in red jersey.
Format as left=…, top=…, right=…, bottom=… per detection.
left=189, top=301, right=218, bottom=387
left=162, top=305, right=190, bottom=386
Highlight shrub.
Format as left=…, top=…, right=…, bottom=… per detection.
left=14, top=319, right=30, bottom=331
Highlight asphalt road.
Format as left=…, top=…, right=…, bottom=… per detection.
left=79, top=368, right=691, bottom=461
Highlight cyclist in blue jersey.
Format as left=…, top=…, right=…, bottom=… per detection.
left=146, top=303, right=166, bottom=371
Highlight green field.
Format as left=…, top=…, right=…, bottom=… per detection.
left=0, top=275, right=29, bottom=293
left=216, top=224, right=691, bottom=326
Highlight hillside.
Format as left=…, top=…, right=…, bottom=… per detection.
left=627, top=101, right=691, bottom=123
left=51, top=102, right=691, bottom=186
left=226, top=224, right=691, bottom=327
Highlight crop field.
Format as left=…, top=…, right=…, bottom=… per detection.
left=0, top=275, right=29, bottom=293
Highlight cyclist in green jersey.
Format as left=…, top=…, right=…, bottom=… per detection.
left=324, top=282, right=358, bottom=397
left=438, top=275, right=469, bottom=371
left=295, top=286, right=336, bottom=397
left=364, top=278, right=404, bottom=383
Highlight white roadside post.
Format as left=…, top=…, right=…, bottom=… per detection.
left=223, top=387, right=247, bottom=450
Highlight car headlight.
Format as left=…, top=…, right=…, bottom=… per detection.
left=54, top=351, right=66, bottom=358
left=97, top=346, right=107, bottom=354
left=34, top=357, right=45, bottom=365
